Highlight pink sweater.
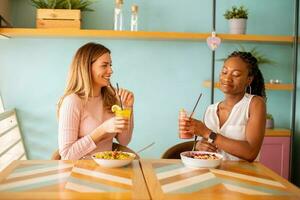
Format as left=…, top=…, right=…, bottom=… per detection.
left=58, top=94, right=133, bottom=160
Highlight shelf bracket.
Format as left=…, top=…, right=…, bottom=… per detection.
left=0, top=15, right=12, bottom=28
left=0, top=15, right=11, bottom=39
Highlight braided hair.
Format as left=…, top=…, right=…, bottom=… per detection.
left=226, top=51, right=266, bottom=100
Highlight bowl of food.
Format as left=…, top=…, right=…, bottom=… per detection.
left=92, top=151, right=136, bottom=168
left=180, top=151, right=223, bottom=168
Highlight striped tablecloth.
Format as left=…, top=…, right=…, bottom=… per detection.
left=140, top=159, right=300, bottom=200
left=0, top=160, right=149, bottom=200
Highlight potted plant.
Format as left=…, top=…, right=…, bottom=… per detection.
left=266, top=113, right=274, bottom=129
left=224, top=5, right=248, bottom=34
left=236, top=45, right=276, bottom=66
left=30, top=0, right=94, bottom=29
left=217, top=45, right=277, bottom=66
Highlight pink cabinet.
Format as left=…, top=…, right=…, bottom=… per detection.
left=260, top=136, right=290, bottom=179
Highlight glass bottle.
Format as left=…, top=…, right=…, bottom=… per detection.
left=114, top=0, right=123, bottom=31
left=130, top=5, right=138, bottom=31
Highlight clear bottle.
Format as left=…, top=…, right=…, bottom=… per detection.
left=130, top=5, right=138, bottom=31
left=114, top=0, right=123, bottom=31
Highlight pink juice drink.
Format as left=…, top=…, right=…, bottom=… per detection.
left=179, top=109, right=193, bottom=139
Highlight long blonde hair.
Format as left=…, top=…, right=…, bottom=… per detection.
left=57, top=42, right=118, bottom=116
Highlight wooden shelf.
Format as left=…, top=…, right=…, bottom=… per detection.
left=0, top=28, right=211, bottom=41
left=203, top=81, right=294, bottom=91
left=265, top=128, right=291, bottom=137
left=0, top=28, right=293, bottom=43
left=218, top=33, right=293, bottom=44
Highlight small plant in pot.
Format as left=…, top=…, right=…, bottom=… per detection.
left=266, top=113, right=274, bottom=129
left=30, top=0, right=95, bottom=29
left=224, top=5, right=248, bottom=34
left=217, top=45, right=277, bottom=67
left=30, top=0, right=94, bottom=11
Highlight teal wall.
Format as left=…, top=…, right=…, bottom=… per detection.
left=0, top=0, right=298, bottom=184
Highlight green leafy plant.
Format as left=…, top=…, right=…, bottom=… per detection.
left=224, top=5, right=248, bottom=20
left=217, top=45, right=277, bottom=66
left=237, top=45, right=276, bottom=66
left=266, top=113, right=273, bottom=120
left=30, top=0, right=95, bottom=11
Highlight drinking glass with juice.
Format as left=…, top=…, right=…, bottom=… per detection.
left=115, top=108, right=132, bottom=119
left=179, top=109, right=193, bottom=139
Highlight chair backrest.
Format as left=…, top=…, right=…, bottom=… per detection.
left=0, top=109, right=27, bottom=171
left=51, top=142, right=140, bottom=160
left=161, top=141, right=194, bottom=159
left=51, top=149, right=61, bottom=160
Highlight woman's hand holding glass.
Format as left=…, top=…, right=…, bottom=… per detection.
left=100, top=117, right=129, bottom=134
left=179, top=116, right=211, bottom=139
left=179, top=116, right=196, bottom=136
left=91, top=116, right=129, bottom=143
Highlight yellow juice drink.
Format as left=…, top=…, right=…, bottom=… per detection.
left=115, top=108, right=132, bottom=119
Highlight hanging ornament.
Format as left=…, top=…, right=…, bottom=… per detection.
left=206, top=31, right=221, bottom=51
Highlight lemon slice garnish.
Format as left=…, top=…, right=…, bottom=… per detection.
left=111, top=105, right=121, bottom=112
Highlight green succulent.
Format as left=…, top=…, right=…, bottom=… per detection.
left=237, top=45, right=276, bottom=66
left=30, top=0, right=95, bottom=11
left=224, top=5, right=248, bottom=20
left=217, top=45, right=277, bottom=66
left=266, top=113, right=273, bottom=120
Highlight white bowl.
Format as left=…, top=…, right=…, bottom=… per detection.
left=180, top=151, right=223, bottom=168
left=92, top=151, right=136, bottom=168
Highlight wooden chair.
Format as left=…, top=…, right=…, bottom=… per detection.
left=51, top=142, right=140, bottom=160
left=161, top=141, right=194, bottom=159
left=51, top=149, right=61, bottom=160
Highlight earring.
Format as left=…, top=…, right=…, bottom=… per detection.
left=246, top=85, right=252, bottom=94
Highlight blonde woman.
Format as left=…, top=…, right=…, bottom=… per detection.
left=57, top=42, right=134, bottom=160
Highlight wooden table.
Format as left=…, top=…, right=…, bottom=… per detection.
left=140, top=159, right=300, bottom=200
left=0, top=160, right=150, bottom=200
left=1, top=159, right=300, bottom=200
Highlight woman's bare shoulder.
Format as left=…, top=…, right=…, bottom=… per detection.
left=249, top=96, right=266, bottom=114
left=251, top=96, right=266, bottom=106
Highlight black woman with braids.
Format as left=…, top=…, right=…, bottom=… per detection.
left=179, top=51, right=266, bottom=162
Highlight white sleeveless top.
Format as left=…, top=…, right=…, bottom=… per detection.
left=204, top=93, right=259, bottom=161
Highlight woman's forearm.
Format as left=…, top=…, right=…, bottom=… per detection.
left=59, top=135, right=97, bottom=160
left=90, top=125, right=110, bottom=143
left=193, top=119, right=263, bottom=162
left=214, top=134, right=262, bottom=161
